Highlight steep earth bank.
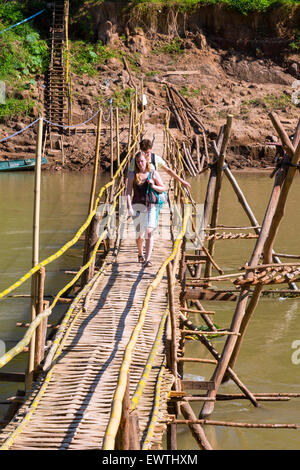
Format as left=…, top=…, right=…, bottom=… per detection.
left=1, top=2, right=299, bottom=171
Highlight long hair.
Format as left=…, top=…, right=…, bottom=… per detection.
left=134, top=152, right=150, bottom=185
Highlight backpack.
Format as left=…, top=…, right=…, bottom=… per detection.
left=145, top=172, right=168, bottom=223
left=151, top=153, right=157, bottom=170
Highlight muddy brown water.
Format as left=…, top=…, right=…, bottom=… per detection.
left=0, top=170, right=299, bottom=450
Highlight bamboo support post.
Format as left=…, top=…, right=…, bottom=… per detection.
left=167, top=263, right=178, bottom=387
left=116, top=376, right=130, bottom=450
left=88, top=109, right=102, bottom=214
left=81, top=214, right=101, bottom=286
left=179, top=313, right=258, bottom=408
left=115, top=107, right=120, bottom=168
left=167, top=401, right=177, bottom=450
left=200, top=115, right=300, bottom=418
left=34, top=270, right=48, bottom=371
left=26, top=116, right=43, bottom=392
left=179, top=402, right=213, bottom=450
left=110, top=103, right=114, bottom=179
left=227, top=116, right=300, bottom=375
left=129, top=411, right=141, bottom=450
left=222, top=162, right=298, bottom=290
left=204, top=115, right=233, bottom=281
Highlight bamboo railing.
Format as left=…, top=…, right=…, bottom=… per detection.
left=0, top=89, right=144, bottom=388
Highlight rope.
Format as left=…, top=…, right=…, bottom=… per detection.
left=0, top=9, right=45, bottom=35
left=0, top=114, right=143, bottom=301
left=0, top=118, right=40, bottom=143
left=142, top=359, right=166, bottom=450
left=0, top=268, right=107, bottom=451
left=44, top=108, right=104, bottom=129
left=0, top=186, right=123, bottom=369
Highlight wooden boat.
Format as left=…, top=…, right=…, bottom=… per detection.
left=0, top=157, right=48, bottom=172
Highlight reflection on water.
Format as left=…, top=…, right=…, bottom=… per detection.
left=0, top=170, right=299, bottom=449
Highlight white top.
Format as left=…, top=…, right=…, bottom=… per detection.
left=128, top=153, right=166, bottom=172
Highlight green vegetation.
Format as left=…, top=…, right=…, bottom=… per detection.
left=0, top=97, right=34, bottom=121
left=112, top=87, right=135, bottom=112
left=179, top=85, right=205, bottom=98
left=289, top=30, right=300, bottom=51
left=240, top=93, right=293, bottom=115
left=0, top=1, right=48, bottom=121
left=131, top=0, right=300, bottom=15
left=152, top=37, right=183, bottom=55
left=70, top=40, right=124, bottom=76
left=95, top=87, right=134, bottom=113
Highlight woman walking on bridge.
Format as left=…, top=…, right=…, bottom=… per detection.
left=126, top=152, right=166, bottom=268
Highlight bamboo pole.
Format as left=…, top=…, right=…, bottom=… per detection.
left=222, top=161, right=297, bottom=289
left=26, top=116, right=43, bottom=392
left=166, top=263, right=178, bottom=388
left=116, top=376, right=130, bottom=450
left=227, top=120, right=300, bottom=374
left=115, top=107, right=120, bottom=168
left=34, top=269, right=47, bottom=371
left=110, top=103, right=114, bottom=179
left=204, top=115, right=233, bottom=280
left=81, top=111, right=103, bottom=287
left=64, top=0, right=71, bottom=126
left=200, top=115, right=299, bottom=418
left=179, top=313, right=258, bottom=408
left=165, top=419, right=298, bottom=429
left=88, top=109, right=102, bottom=214
left=167, top=402, right=177, bottom=450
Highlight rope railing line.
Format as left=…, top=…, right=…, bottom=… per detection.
left=0, top=9, right=45, bottom=35
left=142, top=359, right=166, bottom=450
left=44, top=108, right=106, bottom=129
left=0, top=91, right=148, bottom=448
left=0, top=195, right=131, bottom=450
left=0, top=266, right=109, bottom=451
left=0, top=185, right=124, bottom=369
left=0, top=206, right=97, bottom=300
left=102, top=203, right=191, bottom=450
left=0, top=103, right=144, bottom=302
left=131, top=308, right=169, bottom=412
left=0, top=118, right=40, bottom=143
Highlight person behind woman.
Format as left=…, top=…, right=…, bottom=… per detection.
left=126, top=152, right=166, bottom=268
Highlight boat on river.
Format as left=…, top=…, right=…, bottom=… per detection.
left=0, top=157, right=48, bottom=172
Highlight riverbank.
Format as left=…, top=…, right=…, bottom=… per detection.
left=0, top=1, right=299, bottom=171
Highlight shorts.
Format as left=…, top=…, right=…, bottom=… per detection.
left=132, top=204, right=158, bottom=236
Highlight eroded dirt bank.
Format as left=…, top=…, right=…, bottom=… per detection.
left=1, top=2, right=299, bottom=172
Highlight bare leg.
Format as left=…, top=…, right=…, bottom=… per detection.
left=136, top=236, right=145, bottom=258
left=144, top=228, right=154, bottom=263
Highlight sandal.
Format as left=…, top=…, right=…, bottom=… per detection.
left=143, top=260, right=152, bottom=268
left=138, top=254, right=144, bottom=263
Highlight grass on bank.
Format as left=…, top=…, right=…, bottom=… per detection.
left=0, top=1, right=48, bottom=122
left=130, top=0, right=300, bottom=15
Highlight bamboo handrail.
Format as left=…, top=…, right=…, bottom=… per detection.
left=131, top=309, right=169, bottom=412
left=102, top=204, right=191, bottom=450
left=0, top=120, right=143, bottom=302
left=0, top=188, right=123, bottom=369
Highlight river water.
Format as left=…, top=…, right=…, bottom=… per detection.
left=0, top=170, right=299, bottom=449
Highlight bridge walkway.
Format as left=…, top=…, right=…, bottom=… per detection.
left=0, top=128, right=176, bottom=450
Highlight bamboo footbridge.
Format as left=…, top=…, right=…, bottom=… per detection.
left=0, top=82, right=300, bottom=450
